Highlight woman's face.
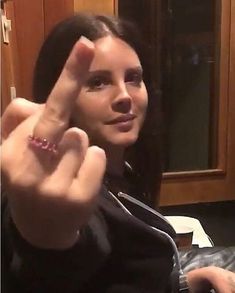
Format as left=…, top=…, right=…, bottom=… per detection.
left=72, top=36, right=148, bottom=150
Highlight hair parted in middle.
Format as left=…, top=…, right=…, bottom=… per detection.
left=33, top=13, right=151, bottom=104
left=32, top=13, right=162, bottom=207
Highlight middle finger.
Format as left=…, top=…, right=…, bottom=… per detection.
left=33, top=36, right=94, bottom=143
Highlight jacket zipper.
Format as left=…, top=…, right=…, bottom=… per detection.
left=118, top=192, right=172, bottom=224
left=108, top=190, right=183, bottom=275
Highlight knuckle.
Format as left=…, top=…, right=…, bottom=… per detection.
left=1, top=98, right=25, bottom=120
left=1, top=147, right=38, bottom=191
left=8, top=171, right=39, bottom=191
left=38, top=183, right=56, bottom=197
left=79, top=129, right=89, bottom=147
left=9, top=97, right=27, bottom=110
left=62, top=128, right=89, bottom=155
left=88, top=146, right=106, bottom=164
left=43, top=104, right=68, bottom=129
left=71, top=128, right=89, bottom=148
left=8, top=97, right=36, bottom=116
left=38, top=181, right=67, bottom=198
left=1, top=148, right=15, bottom=179
left=41, top=112, right=68, bottom=131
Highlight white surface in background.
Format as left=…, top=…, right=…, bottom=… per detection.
left=165, top=216, right=213, bottom=248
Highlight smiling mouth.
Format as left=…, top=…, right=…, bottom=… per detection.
left=107, top=113, right=136, bottom=124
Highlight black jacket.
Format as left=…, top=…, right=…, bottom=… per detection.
left=2, top=187, right=180, bottom=293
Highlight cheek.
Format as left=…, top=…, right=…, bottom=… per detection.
left=137, top=90, right=148, bottom=116
left=71, top=96, right=106, bottom=128
left=137, top=92, right=148, bottom=128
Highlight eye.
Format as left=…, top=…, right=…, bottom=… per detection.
left=86, top=75, right=110, bottom=91
left=125, top=69, right=143, bottom=87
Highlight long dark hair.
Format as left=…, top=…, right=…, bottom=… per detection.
left=33, top=13, right=162, bottom=207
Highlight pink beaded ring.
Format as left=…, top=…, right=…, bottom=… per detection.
left=28, top=135, right=58, bottom=154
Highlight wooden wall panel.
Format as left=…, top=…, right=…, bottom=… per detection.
left=227, top=0, right=235, bottom=199
left=1, top=42, right=13, bottom=114
left=11, top=0, right=44, bottom=99
left=74, top=0, right=115, bottom=15
left=1, top=2, right=16, bottom=114
left=44, top=0, right=74, bottom=37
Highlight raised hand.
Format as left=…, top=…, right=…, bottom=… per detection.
left=187, top=266, right=235, bottom=293
left=1, top=37, right=106, bottom=250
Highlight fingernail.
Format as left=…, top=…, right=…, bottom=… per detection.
left=79, top=36, right=94, bottom=49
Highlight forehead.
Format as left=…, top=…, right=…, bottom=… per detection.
left=90, top=36, right=141, bottom=70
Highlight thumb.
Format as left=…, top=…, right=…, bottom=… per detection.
left=1, top=98, right=43, bottom=142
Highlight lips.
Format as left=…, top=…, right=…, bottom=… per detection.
left=107, top=113, right=136, bottom=124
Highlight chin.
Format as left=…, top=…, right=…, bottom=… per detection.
left=109, top=133, right=139, bottom=147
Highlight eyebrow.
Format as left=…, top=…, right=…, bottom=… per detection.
left=87, top=66, right=143, bottom=76
left=87, top=70, right=110, bottom=77
left=125, top=66, right=143, bottom=75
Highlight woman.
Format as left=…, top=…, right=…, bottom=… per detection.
left=1, top=13, right=235, bottom=292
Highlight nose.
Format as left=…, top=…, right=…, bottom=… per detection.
left=112, top=84, right=132, bottom=113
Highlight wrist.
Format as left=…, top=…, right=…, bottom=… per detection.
left=10, top=208, right=80, bottom=250
left=11, top=216, right=80, bottom=250
left=27, top=230, right=80, bottom=250
left=20, top=228, right=80, bottom=250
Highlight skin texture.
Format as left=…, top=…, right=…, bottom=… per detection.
left=1, top=37, right=107, bottom=249
left=1, top=35, right=235, bottom=292
left=72, top=36, right=148, bottom=149
left=72, top=36, right=148, bottom=174
left=187, top=266, right=235, bottom=293
left=1, top=36, right=147, bottom=249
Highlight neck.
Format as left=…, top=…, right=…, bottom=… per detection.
left=105, top=146, right=125, bottom=177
